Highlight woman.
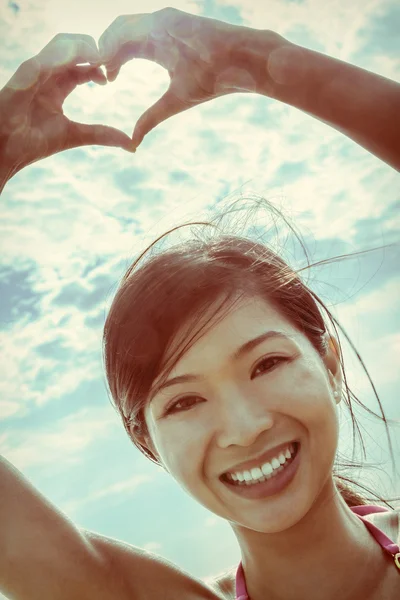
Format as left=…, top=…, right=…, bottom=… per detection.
left=0, top=8, right=399, bottom=600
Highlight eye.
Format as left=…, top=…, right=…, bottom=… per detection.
left=164, top=395, right=202, bottom=416
left=163, top=357, right=288, bottom=416
left=251, top=356, right=286, bottom=379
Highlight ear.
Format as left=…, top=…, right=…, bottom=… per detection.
left=323, top=335, right=342, bottom=402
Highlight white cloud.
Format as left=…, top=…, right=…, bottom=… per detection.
left=219, top=0, right=397, bottom=71
left=340, top=277, right=399, bottom=319
left=61, top=473, right=153, bottom=514
left=0, top=314, right=101, bottom=414
left=333, top=278, right=400, bottom=394
left=0, top=407, right=119, bottom=469
left=0, top=400, right=20, bottom=419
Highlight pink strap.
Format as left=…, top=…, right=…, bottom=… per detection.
left=235, top=563, right=248, bottom=600
left=351, top=505, right=400, bottom=556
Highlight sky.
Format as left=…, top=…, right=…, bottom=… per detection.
left=0, top=0, right=399, bottom=595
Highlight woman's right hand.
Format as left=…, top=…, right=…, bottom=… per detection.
left=0, top=33, right=135, bottom=186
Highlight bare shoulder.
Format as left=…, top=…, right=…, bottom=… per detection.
left=85, top=529, right=230, bottom=600
left=205, top=568, right=237, bottom=600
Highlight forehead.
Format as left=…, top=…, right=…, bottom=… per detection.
left=168, top=295, right=301, bottom=369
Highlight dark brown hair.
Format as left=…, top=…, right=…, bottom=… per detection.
left=103, top=197, right=399, bottom=509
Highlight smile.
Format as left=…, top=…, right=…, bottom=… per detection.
left=221, top=442, right=301, bottom=500
left=225, top=442, right=297, bottom=484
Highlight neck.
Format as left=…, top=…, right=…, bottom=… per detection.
left=235, top=484, right=385, bottom=600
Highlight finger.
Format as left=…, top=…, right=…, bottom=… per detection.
left=105, top=65, right=121, bottom=83
left=67, top=120, right=136, bottom=152
left=102, top=38, right=160, bottom=80
left=5, top=57, right=42, bottom=94
left=69, top=65, right=107, bottom=85
left=103, top=45, right=139, bottom=81
left=88, top=67, right=107, bottom=86
left=57, top=66, right=107, bottom=99
left=131, top=88, right=188, bottom=149
left=38, top=33, right=101, bottom=70
left=99, top=15, right=163, bottom=81
left=77, top=66, right=107, bottom=86
left=99, top=14, right=150, bottom=65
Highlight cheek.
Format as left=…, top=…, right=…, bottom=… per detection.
left=152, top=423, right=208, bottom=487
left=276, top=358, right=337, bottom=419
left=291, top=361, right=339, bottom=442
left=145, top=409, right=200, bottom=475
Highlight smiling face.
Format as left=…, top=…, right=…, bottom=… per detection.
left=144, top=294, right=342, bottom=533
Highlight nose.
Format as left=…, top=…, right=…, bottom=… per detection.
left=215, top=388, right=275, bottom=449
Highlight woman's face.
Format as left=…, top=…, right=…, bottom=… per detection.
left=144, top=295, right=341, bottom=533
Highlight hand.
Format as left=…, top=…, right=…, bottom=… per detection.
left=99, top=8, right=258, bottom=149
left=0, top=34, right=135, bottom=177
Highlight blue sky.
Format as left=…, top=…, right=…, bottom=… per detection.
left=0, top=0, right=399, bottom=593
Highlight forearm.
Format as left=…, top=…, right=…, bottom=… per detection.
left=0, top=455, right=35, bottom=563
left=238, top=29, right=400, bottom=170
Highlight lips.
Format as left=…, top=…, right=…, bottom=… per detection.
left=220, top=442, right=302, bottom=500
left=220, top=439, right=300, bottom=479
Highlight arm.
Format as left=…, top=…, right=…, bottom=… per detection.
left=99, top=8, right=399, bottom=170
left=0, top=455, right=126, bottom=599
left=0, top=454, right=224, bottom=599
left=238, top=29, right=400, bottom=170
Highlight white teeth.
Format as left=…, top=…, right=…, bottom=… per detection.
left=261, top=462, right=273, bottom=476
left=251, top=467, right=263, bottom=479
left=225, top=443, right=297, bottom=485
left=271, top=457, right=280, bottom=469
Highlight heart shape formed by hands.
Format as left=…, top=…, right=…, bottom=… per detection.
left=97, top=7, right=266, bottom=149
left=0, top=7, right=276, bottom=174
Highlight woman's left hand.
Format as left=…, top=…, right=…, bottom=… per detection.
left=99, top=8, right=272, bottom=149
left=0, top=33, right=135, bottom=181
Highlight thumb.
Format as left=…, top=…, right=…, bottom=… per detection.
left=67, top=121, right=136, bottom=152
left=132, top=88, right=189, bottom=149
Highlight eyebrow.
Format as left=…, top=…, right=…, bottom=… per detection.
left=151, top=330, right=290, bottom=399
